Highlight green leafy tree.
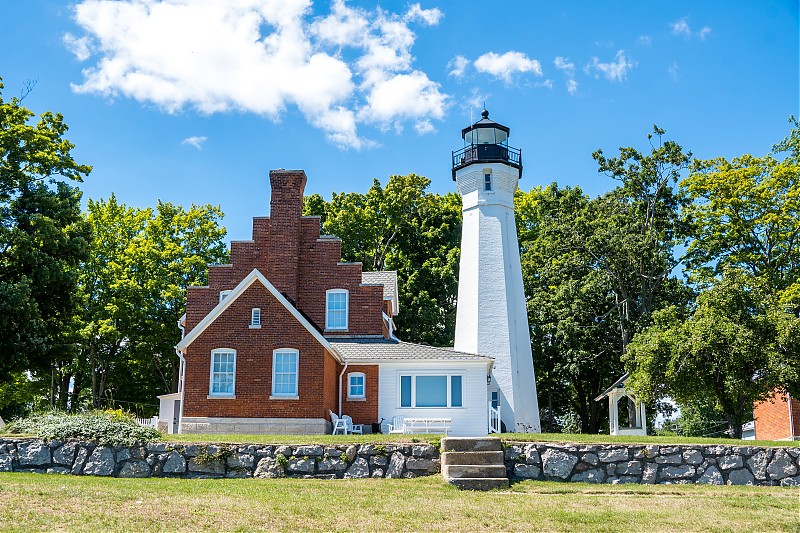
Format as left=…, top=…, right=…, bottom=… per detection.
left=0, top=79, right=91, bottom=392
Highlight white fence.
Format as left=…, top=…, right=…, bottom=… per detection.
left=135, top=416, right=159, bottom=428
left=488, top=403, right=501, bottom=434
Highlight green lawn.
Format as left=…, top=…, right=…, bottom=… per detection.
left=503, top=432, right=798, bottom=447
left=0, top=473, right=797, bottom=532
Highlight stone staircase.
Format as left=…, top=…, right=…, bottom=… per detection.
left=441, top=437, right=509, bottom=490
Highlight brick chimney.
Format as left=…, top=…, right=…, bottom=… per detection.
left=268, top=169, right=307, bottom=302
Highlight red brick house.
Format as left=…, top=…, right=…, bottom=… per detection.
left=754, top=392, right=799, bottom=441
left=159, top=169, right=493, bottom=435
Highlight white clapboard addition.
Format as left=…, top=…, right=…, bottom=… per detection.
left=452, top=110, right=541, bottom=433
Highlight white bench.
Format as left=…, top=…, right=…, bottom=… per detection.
left=402, top=417, right=452, bottom=435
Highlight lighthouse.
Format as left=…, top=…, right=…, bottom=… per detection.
left=452, top=110, right=541, bottom=433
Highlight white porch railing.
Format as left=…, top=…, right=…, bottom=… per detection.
left=488, top=403, right=501, bottom=434
left=135, top=416, right=159, bottom=428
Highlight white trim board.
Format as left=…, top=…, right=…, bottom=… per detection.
left=176, top=268, right=342, bottom=363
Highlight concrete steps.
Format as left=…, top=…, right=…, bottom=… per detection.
left=441, top=437, right=508, bottom=490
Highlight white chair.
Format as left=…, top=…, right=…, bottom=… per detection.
left=387, top=415, right=406, bottom=434
left=330, top=410, right=347, bottom=435
left=343, top=415, right=363, bottom=435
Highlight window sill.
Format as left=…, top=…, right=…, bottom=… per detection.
left=269, top=395, right=299, bottom=400
left=207, top=395, right=236, bottom=400
left=324, top=328, right=349, bottom=333
left=248, top=325, right=261, bottom=329
left=347, top=397, right=367, bottom=402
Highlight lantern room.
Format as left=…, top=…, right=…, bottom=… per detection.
left=451, top=109, right=522, bottom=180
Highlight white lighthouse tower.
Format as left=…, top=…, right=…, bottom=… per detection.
left=452, top=110, right=541, bottom=433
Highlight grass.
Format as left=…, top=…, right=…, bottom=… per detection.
left=502, top=433, right=799, bottom=448
left=0, top=473, right=797, bottom=532
left=161, top=433, right=443, bottom=446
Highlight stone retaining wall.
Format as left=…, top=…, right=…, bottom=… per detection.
left=0, top=438, right=439, bottom=479
left=503, top=442, right=800, bottom=486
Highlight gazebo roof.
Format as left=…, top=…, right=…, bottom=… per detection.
left=594, top=372, right=632, bottom=402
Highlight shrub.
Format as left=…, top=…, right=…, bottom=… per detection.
left=2, top=410, right=161, bottom=446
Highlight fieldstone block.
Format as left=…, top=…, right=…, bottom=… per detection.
left=344, top=457, right=370, bottom=479
left=581, top=453, right=598, bottom=466
left=542, top=449, right=578, bottom=479
left=119, top=461, right=151, bottom=478
left=660, top=446, right=681, bottom=455
left=780, top=475, right=800, bottom=487
left=524, top=445, right=541, bottom=464
left=616, top=461, right=642, bottom=476
left=358, top=444, right=379, bottom=456
left=345, top=445, right=358, bottom=462
left=287, top=457, right=315, bottom=474
left=641, top=463, right=658, bottom=484
left=659, top=465, right=695, bottom=480
left=504, top=445, right=521, bottom=461
left=748, top=451, right=769, bottom=480
left=696, top=465, right=723, bottom=485
left=317, top=458, right=347, bottom=473
left=611, top=476, right=639, bottom=484
left=324, top=447, right=342, bottom=458
left=369, top=455, right=388, bottom=467
left=18, top=441, right=51, bottom=466
left=683, top=450, right=703, bottom=465
left=227, top=453, right=254, bottom=470
left=727, top=469, right=755, bottom=486
left=371, top=468, right=384, bottom=478
left=116, top=448, right=131, bottom=462
left=655, top=454, right=682, bottom=465
left=606, top=463, right=616, bottom=476
left=163, top=451, right=187, bottom=474
left=571, top=468, right=604, bottom=483
left=295, top=445, right=323, bottom=457
left=254, top=457, right=284, bottom=479
left=148, top=443, right=169, bottom=453
left=412, top=444, right=435, bottom=458
left=274, top=446, right=293, bottom=458
left=46, top=467, right=71, bottom=475
left=405, top=458, right=438, bottom=473
left=386, top=452, right=405, bottom=478
left=513, top=464, right=541, bottom=479
left=634, top=445, right=659, bottom=459
left=0, top=454, right=12, bottom=472
left=598, top=448, right=628, bottom=463
left=766, top=450, right=797, bottom=480
left=72, top=447, right=89, bottom=475
left=52, top=443, right=78, bottom=466
left=83, top=447, right=116, bottom=476
left=717, top=455, right=743, bottom=471
left=189, top=457, right=225, bottom=475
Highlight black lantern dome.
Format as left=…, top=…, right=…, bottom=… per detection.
left=452, top=109, right=522, bottom=180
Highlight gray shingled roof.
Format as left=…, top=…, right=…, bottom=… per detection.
left=361, top=271, right=397, bottom=299
left=328, top=337, right=493, bottom=362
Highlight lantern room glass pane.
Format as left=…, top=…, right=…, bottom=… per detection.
left=477, top=128, right=494, bottom=144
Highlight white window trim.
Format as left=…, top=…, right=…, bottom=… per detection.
left=219, top=290, right=232, bottom=303
left=271, top=348, right=299, bottom=399
left=325, top=288, right=349, bottom=331
left=250, top=307, right=261, bottom=329
left=347, top=372, right=366, bottom=400
left=397, top=371, right=465, bottom=409
left=208, top=348, right=236, bottom=398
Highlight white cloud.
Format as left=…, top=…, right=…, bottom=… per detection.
left=448, top=55, right=469, bottom=78
left=586, top=50, right=636, bottom=82
left=668, top=62, right=680, bottom=81
left=671, top=17, right=691, bottom=37
left=671, top=17, right=712, bottom=40
left=181, top=136, right=207, bottom=149
left=566, top=79, right=578, bottom=95
left=553, top=56, right=574, bottom=75
left=474, top=51, right=542, bottom=83
left=637, top=35, right=652, bottom=46
left=535, top=79, right=553, bottom=89
left=67, top=0, right=447, bottom=149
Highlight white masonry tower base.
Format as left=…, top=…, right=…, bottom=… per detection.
left=452, top=110, right=541, bottom=433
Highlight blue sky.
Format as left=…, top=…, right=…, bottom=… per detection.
left=2, top=0, right=797, bottom=241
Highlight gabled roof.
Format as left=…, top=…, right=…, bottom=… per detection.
left=328, top=337, right=493, bottom=366
left=594, top=373, right=632, bottom=402
left=176, top=269, right=342, bottom=363
left=361, top=270, right=399, bottom=315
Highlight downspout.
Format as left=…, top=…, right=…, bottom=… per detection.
left=175, top=348, right=186, bottom=434
left=789, top=392, right=796, bottom=441
left=338, top=357, right=348, bottom=417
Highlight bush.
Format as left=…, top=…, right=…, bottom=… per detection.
left=2, top=410, right=161, bottom=446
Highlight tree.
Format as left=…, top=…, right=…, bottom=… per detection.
left=304, top=174, right=462, bottom=346
left=0, top=78, right=91, bottom=392
left=625, top=270, right=785, bottom=438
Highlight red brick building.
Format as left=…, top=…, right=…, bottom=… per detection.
left=159, top=169, right=493, bottom=435
left=754, top=392, right=800, bottom=441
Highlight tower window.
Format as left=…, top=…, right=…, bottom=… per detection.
left=484, top=173, right=492, bottom=191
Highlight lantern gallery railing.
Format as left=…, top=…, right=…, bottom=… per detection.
left=452, top=144, right=522, bottom=179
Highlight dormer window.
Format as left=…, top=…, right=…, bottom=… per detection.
left=326, top=289, right=349, bottom=330
left=484, top=172, right=492, bottom=191
left=250, top=308, right=261, bottom=328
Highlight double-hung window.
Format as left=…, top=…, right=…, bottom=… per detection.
left=326, top=289, right=348, bottom=330
left=399, top=374, right=463, bottom=408
left=348, top=372, right=366, bottom=399
left=272, top=349, right=299, bottom=397
left=209, top=349, right=236, bottom=397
